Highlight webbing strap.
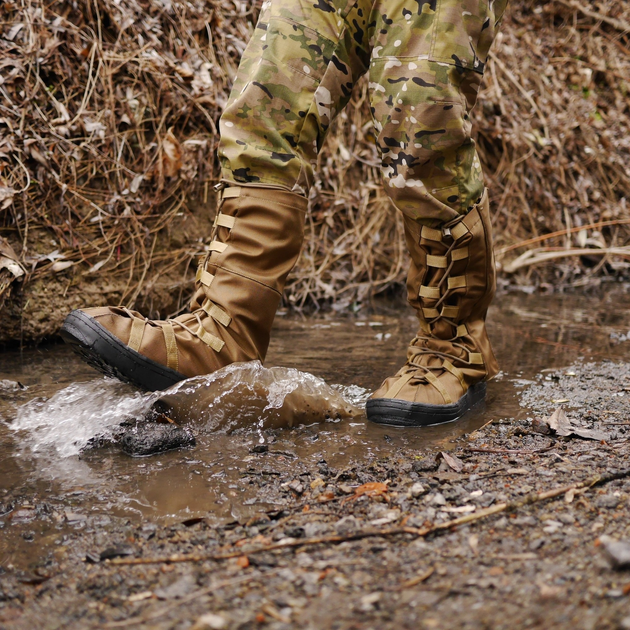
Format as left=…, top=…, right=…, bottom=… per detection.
left=209, top=241, right=228, bottom=253
left=421, top=226, right=442, bottom=242
left=162, top=322, right=179, bottom=372
left=451, top=247, right=469, bottom=261
left=447, top=276, right=466, bottom=290
left=196, top=266, right=215, bottom=287
left=443, top=359, right=466, bottom=391
left=222, top=187, right=241, bottom=199
left=425, top=371, right=452, bottom=404
left=202, top=301, right=232, bottom=327
left=441, top=305, right=459, bottom=318
left=469, top=352, right=484, bottom=365
left=215, top=213, right=235, bottom=229
left=127, top=318, right=145, bottom=352
left=422, top=307, right=440, bottom=319
left=456, top=324, right=468, bottom=337
left=384, top=371, right=414, bottom=400
left=450, top=222, right=469, bottom=241
left=196, top=326, right=225, bottom=352
left=419, top=285, right=441, bottom=299
left=427, top=255, right=447, bottom=268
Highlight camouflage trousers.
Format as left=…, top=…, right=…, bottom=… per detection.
left=218, top=0, right=508, bottom=224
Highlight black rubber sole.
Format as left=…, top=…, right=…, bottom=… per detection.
left=60, top=310, right=186, bottom=392
left=366, top=381, right=487, bottom=427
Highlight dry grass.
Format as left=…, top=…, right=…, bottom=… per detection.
left=1, top=0, right=629, bottom=319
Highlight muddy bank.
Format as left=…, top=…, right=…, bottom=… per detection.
left=2, top=360, right=630, bottom=629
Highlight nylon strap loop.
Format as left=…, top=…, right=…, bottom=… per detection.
left=456, top=324, right=468, bottom=337
left=427, top=255, right=447, bottom=268
left=162, top=322, right=179, bottom=372
left=419, top=285, right=441, bottom=299
left=425, top=371, right=452, bottom=404
left=202, top=301, right=232, bottom=327
left=422, top=307, right=440, bottom=318
left=469, top=352, right=484, bottom=365
left=196, top=266, right=215, bottom=287
left=450, top=222, right=469, bottom=240
left=447, top=276, right=467, bottom=290
left=441, top=305, right=459, bottom=318
left=451, top=247, right=469, bottom=261
left=127, top=318, right=145, bottom=352
left=197, top=326, right=225, bottom=352
left=443, top=359, right=467, bottom=391
left=421, top=226, right=442, bottom=242
left=209, top=241, right=228, bottom=253
left=222, top=187, right=241, bottom=198
left=215, top=213, right=235, bottom=229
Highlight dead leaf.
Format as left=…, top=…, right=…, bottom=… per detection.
left=441, top=451, right=464, bottom=472
left=51, top=260, right=74, bottom=272
left=545, top=407, right=573, bottom=436
left=0, top=185, right=15, bottom=210
left=543, top=407, right=609, bottom=441
left=162, top=128, right=182, bottom=177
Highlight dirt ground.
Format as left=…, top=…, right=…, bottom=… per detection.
left=2, top=360, right=630, bottom=630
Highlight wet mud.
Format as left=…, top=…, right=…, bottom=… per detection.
left=2, top=288, right=630, bottom=629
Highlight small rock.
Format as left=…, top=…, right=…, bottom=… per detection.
left=596, top=495, right=620, bottom=509
left=542, top=519, right=563, bottom=534
left=529, top=538, right=545, bottom=551
left=284, top=526, right=305, bottom=539
left=599, top=535, right=630, bottom=569
left=513, top=516, right=537, bottom=527
left=413, top=457, right=439, bottom=473
left=430, top=493, right=446, bottom=506
left=494, top=516, right=509, bottom=530
left=335, top=516, right=361, bottom=535
left=410, top=482, right=426, bottom=498
left=154, top=574, right=197, bottom=600
left=619, top=616, right=630, bottom=630
left=99, top=545, right=134, bottom=561
left=287, top=480, right=304, bottom=495
left=191, top=613, right=227, bottom=630
left=557, top=513, right=575, bottom=525
left=120, top=424, right=195, bottom=457
left=359, top=592, right=381, bottom=611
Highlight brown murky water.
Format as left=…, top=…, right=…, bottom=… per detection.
left=1, top=287, right=630, bottom=570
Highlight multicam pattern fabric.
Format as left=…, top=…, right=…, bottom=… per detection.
left=218, top=0, right=508, bottom=224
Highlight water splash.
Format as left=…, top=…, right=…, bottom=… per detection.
left=10, top=379, right=151, bottom=458
left=154, top=361, right=367, bottom=431
left=9, top=362, right=368, bottom=459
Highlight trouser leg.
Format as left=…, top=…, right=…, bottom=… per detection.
left=218, top=0, right=373, bottom=195
left=369, top=0, right=508, bottom=224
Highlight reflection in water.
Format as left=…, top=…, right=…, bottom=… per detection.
left=1, top=288, right=630, bottom=541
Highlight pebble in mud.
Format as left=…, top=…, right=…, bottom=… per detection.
left=119, top=424, right=196, bottom=456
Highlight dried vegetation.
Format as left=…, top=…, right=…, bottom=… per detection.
left=0, top=0, right=629, bottom=329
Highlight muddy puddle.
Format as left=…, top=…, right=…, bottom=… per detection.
left=1, top=287, right=630, bottom=571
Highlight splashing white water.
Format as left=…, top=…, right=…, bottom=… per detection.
left=11, top=379, right=152, bottom=457
left=10, top=361, right=369, bottom=459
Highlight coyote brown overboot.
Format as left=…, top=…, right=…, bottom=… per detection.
left=366, top=190, right=499, bottom=426
left=61, top=186, right=307, bottom=391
